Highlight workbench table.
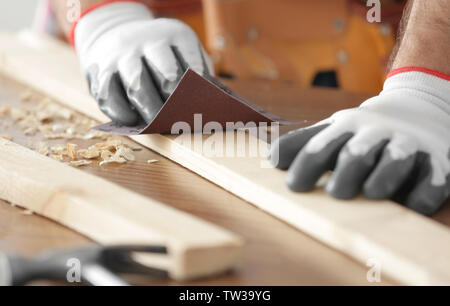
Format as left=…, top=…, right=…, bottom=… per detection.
left=1, top=74, right=449, bottom=286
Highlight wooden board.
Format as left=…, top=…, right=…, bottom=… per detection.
left=1, top=30, right=450, bottom=285
left=0, top=139, right=242, bottom=281
left=0, top=75, right=398, bottom=286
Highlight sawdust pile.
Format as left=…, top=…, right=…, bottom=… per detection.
left=77, top=139, right=138, bottom=167
left=1, top=93, right=144, bottom=167
left=50, top=139, right=139, bottom=167
left=5, top=97, right=108, bottom=140
left=0, top=105, right=9, bottom=117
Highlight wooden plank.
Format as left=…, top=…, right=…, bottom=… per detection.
left=0, top=75, right=397, bottom=286
left=0, top=137, right=242, bottom=280
left=1, top=30, right=450, bottom=285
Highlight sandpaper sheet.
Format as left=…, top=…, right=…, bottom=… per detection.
left=93, top=69, right=292, bottom=135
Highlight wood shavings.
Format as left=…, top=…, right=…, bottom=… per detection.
left=38, top=97, right=52, bottom=107
left=3, top=98, right=110, bottom=142
left=97, top=139, right=135, bottom=166
left=0, top=104, right=9, bottom=117
left=50, top=154, right=64, bottom=161
left=124, top=143, right=142, bottom=151
left=50, top=144, right=67, bottom=155
left=51, top=123, right=66, bottom=133
left=17, top=114, right=40, bottom=130
left=147, top=159, right=159, bottom=164
left=2, top=96, right=138, bottom=169
left=35, top=142, right=49, bottom=156
left=37, top=125, right=51, bottom=135
left=36, top=99, right=72, bottom=121
left=78, top=146, right=100, bottom=159
left=96, top=138, right=123, bottom=151
left=69, top=160, right=92, bottom=167
left=77, top=149, right=89, bottom=158
left=0, top=134, right=12, bottom=141
left=67, top=143, right=78, bottom=160
left=20, top=90, right=34, bottom=102
left=100, top=150, right=113, bottom=160
left=23, top=127, right=36, bottom=136
left=99, top=156, right=127, bottom=166
left=66, top=127, right=76, bottom=135
left=10, top=108, right=28, bottom=121
left=79, top=138, right=119, bottom=158
left=116, top=146, right=135, bottom=161
left=74, top=138, right=135, bottom=167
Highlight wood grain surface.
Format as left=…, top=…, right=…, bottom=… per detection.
left=3, top=31, right=450, bottom=285
left=0, top=74, right=397, bottom=286
left=0, top=31, right=449, bottom=286
left=0, top=134, right=245, bottom=281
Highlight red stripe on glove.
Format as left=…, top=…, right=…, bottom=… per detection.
left=69, top=0, right=140, bottom=49
left=388, top=67, right=450, bottom=81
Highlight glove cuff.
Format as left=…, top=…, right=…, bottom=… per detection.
left=387, top=67, right=450, bottom=81
left=69, top=0, right=151, bottom=50
left=383, top=67, right=450, bottom=110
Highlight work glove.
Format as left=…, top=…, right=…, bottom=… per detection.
left=270, top=69, right=450, bottom=215
left=72, top=1, right=214, bottom=125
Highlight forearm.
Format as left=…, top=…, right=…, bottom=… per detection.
left=391, top=0, right=450, bottom=74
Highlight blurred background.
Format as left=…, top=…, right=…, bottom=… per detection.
left=0, top=0, right=406, bottom=94
left=0, top=0, right=37, bottom=31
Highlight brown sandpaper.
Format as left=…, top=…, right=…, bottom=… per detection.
left=92, top=69, right=293, bottom=135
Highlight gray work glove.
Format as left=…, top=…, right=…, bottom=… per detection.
left=73, top=1, right=214, bottom=125
left=270, top=69, right=450, bottom=215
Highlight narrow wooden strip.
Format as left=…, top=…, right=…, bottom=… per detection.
left=1, top=31, right=450, bottom=285
left=0, top=137, right=242, bottom=280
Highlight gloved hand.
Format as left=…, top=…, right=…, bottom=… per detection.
left=270, top=69, right=450, bottom=215
left=72, top=1, right=214, bottom=125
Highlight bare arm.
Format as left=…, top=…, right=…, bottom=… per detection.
left=391, top=0, right=450, bottom=74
